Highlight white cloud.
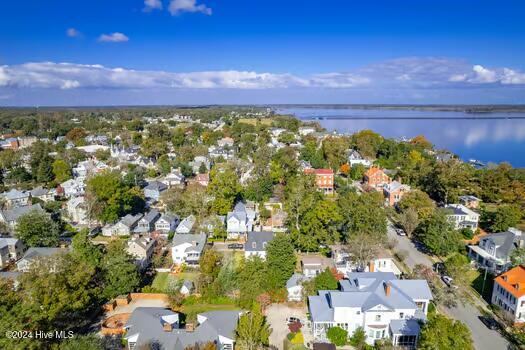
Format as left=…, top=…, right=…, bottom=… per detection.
left=470, top=65, right=498, bottom=83
left=66, top=28, right=81, bottom=38
left=501, top=68, right=525, bottom=85
left=143, top=0, right=163, bottom=11
left=98, top=32, right=129, bottom=43
left=1, top=58, right=524, bottom=92
left=169, top=0, right=212, bottom=15
left=0, top=66, right=8, bottom=86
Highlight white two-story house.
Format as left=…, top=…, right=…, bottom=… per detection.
left=171, top=233, right=206, bottom=266
left=492, top=265, right=525, bottom=324
left=468, top=228, right=524, bottom=274
left=308, top=272, right=432, bottom=348
left=226, top=202, right=255, bottom=239
left=443, top=204, right=480, bottom=230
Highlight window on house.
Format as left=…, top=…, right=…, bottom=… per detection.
left=252, top=242, right=256, bottom=249
left=375, top=315, right=381, bottom=321
left=399, top=312, right=404, bottom=319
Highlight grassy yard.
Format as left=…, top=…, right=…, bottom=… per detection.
left=181, top=296, right=238, bottom=322
left=468, top=269, right=494, bottom=303
left=238, top=118, right=273, bottom=126
left=151, top=271, right=200, bottom=293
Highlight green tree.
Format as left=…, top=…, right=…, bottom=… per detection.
left=59, top=334, right=104, bottom=350
left=157, top=154, right=172, bottom=175
left=207, top=166, right=241, bottom=215
left=349, top=327, right=367, bottom=350
left=18, top=253, right=99, bottom=332
left=510, top=248, right=525, bottom=267
left=236, top=306, right=272, bottom=350
left=238, top=257, right=268, bottom=308
left=352, top=130, right=383, bottom=158
left=72, top=229, right=102, bottom=268
left=295, top=199, right=342, bottom=252
left=397, top=207, right=419, bottom=238
left=15, top=210, right=60, bottom=247
left=418, top=314, right=474, bottom=350
left=86, top=171, right=145, bottom=223
left=36, top=155, right=54, bottom=183
left=416, top=212, right=461, bottom=256
left=326, top=326, right=348, bottom=346
left=397, top=189, right=436, bottom=221
left=444, top=253, right=470, bottom=287
left=52, top=159, right=72, bottom=183
left=482, top=205, right=522, bottom=232
left=101, top=241, right=140, bottom=299
left=338, top=190, right=387, bottom=240
left=266, top=233, right=296, bottom=289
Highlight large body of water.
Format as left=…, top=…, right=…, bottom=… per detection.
left=277, top=107, right=525, bottom=168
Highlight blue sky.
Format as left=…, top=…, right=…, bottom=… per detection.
left=1, top=0, right=525, bottom=105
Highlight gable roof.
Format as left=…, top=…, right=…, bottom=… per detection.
left=309, top=272, right=432, bottom=322
left=145, top=181, right=168, bottom=192
left=245, top=231, right=275, bottom=252
left=495, top=265, right=525, bottom=298
left=125, top=308, right=241, bottom=350
left=1, top=204, right=44, bottom=223
left=172, top=233, right=206, bottom=253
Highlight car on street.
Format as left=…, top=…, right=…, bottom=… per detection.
left=396, top=228, right=406, bottom=236
left=479, top=316, right=500, bottom=330
left=227, top=243, right=244, bottom=250
left=442, top=275, right=455, bottom=288
left=433, top=262, right=445, bottom=274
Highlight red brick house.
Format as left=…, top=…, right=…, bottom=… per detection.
left=304, top=168, right=334, bottom=195
left=363, top=167, right=391, bottom=190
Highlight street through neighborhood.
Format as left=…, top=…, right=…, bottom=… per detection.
left=387, top=224, right=510, bottom=350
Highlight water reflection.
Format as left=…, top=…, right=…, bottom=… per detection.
left=278, top=108, right=525, bottom=167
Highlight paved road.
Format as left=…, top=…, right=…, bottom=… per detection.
left=387, top=223, right=510, bottom=350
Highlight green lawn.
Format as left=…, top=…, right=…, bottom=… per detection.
left=151, top=272, right=200, bottom=293
left=469, top=269, right=494, bottom=303
left=182, top=300, right=238, bottom=322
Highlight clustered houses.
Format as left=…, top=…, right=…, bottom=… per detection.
left=226, top=201, right=256, bottom=239
left=308, top=272, right=432, bottom=347
left=361, top=167, right=410, bottom=206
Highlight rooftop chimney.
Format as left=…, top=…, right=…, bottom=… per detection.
left=163, top=323, right=173, bottom=332
left=384, top=282, right=391, bottom=297
left=185, top=323, right=195, bottom=332
left=368, top=261, right=375, bottom=272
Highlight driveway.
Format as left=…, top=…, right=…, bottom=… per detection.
left=387, top=221, right=510, bottom=350
left=265, top=304, right=310, bottom=350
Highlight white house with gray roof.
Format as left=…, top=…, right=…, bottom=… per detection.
left=171, top=233, right=207, bottom=266
left=176, top=215, right=196, bottom=234
left=1, top=189, right=30, bottom=208
left=226, top=202, right=255, bottom=239
left=16, top=247, right=68, bottom=272
left=124, top=308, right=241, bottom=350
left=244, top=231, right=275, bottom=260
left=443, top=204, right=479, bottom=230
left=468, top=228, right=524, bottom=274
left=287, top=273, right=305, bottom=302
left=0, top=204, right=44, bottom=230
left=102, top=213, right=143, bottom=236
left=0, top=237, right=24, bottom=267
left=308, top=272, right=432, bottom=347
left=155, top=213, right=180, bottom=234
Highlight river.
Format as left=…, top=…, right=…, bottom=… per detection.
left=277, top=107, right=525, bottom=167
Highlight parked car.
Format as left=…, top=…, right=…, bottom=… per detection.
left=433, top=262, right=445, bottom=274
left=227, top=243, right=244, bottom=250
left=479, top=316, right=499, bottom=330
left=441, top=275, right=454, bottom=288
left=396, top=228, right=406, bottom=236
